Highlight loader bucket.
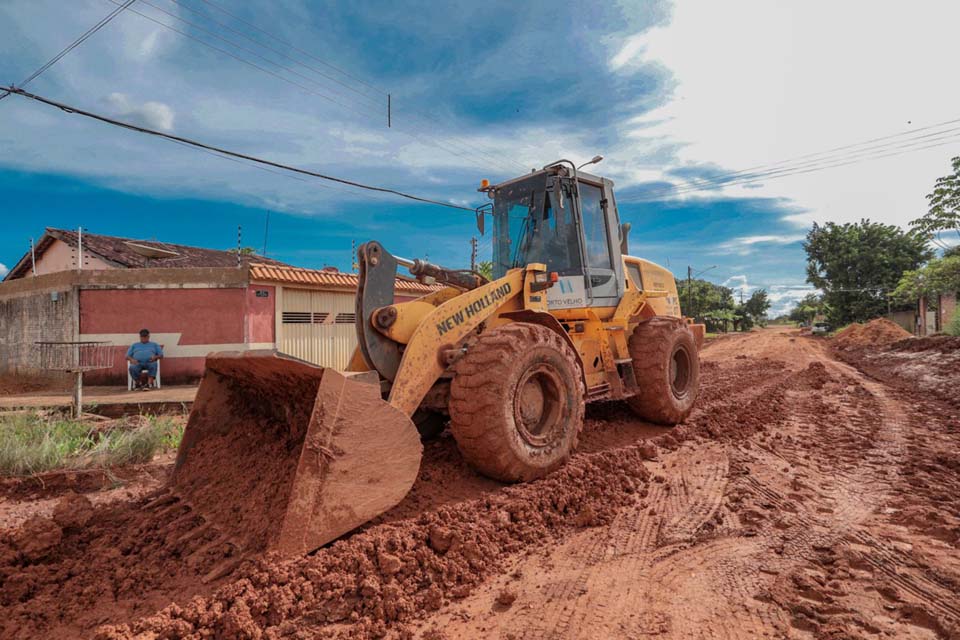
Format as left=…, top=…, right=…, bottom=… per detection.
left=171, top=351, right=422, bottom=557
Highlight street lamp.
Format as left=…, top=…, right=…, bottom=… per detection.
left=577, top=155, right=603, bottom=170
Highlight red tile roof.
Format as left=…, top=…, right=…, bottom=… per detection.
left=249, top=264, right=443, bottom=293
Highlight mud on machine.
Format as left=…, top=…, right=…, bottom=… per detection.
left=169, top=159, right=706, bottom=557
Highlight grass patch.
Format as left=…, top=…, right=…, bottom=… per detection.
left=0, top=412, right=184, bottom=476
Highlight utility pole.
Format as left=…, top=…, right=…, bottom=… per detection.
left=470, top=237, right=478, bottom=272
left=237, top=225, right=242, bottom=267
left=262, top=211, right=270, bottom=257
left=687, top=266, right=692, bottom=319
left=740, top=288, right=744, bottom=305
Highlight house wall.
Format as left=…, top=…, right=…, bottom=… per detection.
left=942, top=293, right=957, bottom=332
left=80, top=287, right=270, bottom=384
left=34, top=238, right=113, bottom=275
left=0, top=286, right=78, bottom=375
left=246, top=285, right=276, bottom=344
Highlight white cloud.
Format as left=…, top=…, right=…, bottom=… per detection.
left=713, top=234, right=806, bottom=255
left=104, top=93, right=175, bottom=132
left=0, top=263, right=8, bottom=278
left=766, top=285, right=818, bottom=317
left=722, top=274, right=754, bottom=294
left=619, top=0, right=960, bottom=228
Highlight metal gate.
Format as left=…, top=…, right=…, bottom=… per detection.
left=279, top=288, right=357, bottom=369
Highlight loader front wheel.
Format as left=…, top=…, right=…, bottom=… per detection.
left=627, top=317, right=700, bottom=425
left=449, top=324, right=585, bottom=482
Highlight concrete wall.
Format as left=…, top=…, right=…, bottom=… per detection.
left=0, top=287, right=78, bottom=374
left=889, top=310, right=915, bottom=334
left=0, top=268, right=265, bottom=385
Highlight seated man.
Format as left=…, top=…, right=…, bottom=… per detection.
left=127, top=329, right=163, bottom=390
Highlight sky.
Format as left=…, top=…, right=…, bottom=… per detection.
left=2, top=0, right=959, bottom=316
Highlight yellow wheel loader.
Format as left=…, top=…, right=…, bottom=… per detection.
left=170, top=160, right=705, bottom=561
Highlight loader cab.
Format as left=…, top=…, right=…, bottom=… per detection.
left=486, top=165, right=625, bottom=310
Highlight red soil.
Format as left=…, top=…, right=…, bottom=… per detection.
left=3, top=328, right=959, bottom=639
left=833, top=317, right=913, bottom=349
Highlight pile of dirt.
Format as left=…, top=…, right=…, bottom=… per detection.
left=833, top=318, right=913, bottom=349
left=0, top=491, right=231, bottom=639
left=95, top=446, right=649, bottom=639
left=888, top=334, right=960, bottom=354
left=837, top=331, right=960, bottom=409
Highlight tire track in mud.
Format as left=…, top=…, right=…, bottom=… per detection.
left=729, top=351, right=960, bottom=636
left=437, top=334, right=960, bottom=640
left=498, top=444, right=731, bottom=640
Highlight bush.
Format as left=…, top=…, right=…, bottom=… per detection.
left=947, top=312, right=960, bottom=337
left=0, top=413, right=183, bottom=476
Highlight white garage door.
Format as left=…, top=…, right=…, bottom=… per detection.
left=279, top=288, right=357, bottom=369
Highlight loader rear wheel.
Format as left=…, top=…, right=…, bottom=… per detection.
left=449, top=324, right=585, bottom=482
left=627, top=317, right=700, bottom=425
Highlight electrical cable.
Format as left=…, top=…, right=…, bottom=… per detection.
left=158, top=0, right=528, bottom=174
left=4, top=86, right=477, bottom=212
left=108, top=0, right=522, bottom=176
left=659, top=131, right=960, bottom=198
left=622, top=119, right=960, bottom=202
left=0, top=0, right=137, bottom=102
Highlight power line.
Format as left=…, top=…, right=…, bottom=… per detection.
left=108, top=0, right=522, bottom=176
left=630, top=134, right=960, bottom=202
left=0, top=0, right=137, bottom=102
left=177, top=0, right=527, bottom=174
left=624, top=118, right=960, bottom=202
left=5, top=86, right=476, bottom=212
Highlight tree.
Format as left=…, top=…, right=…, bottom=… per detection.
left=911, top=156, right=960, bottom=247
left=893, top=255, right=960, bottom=301
left=227, top=246, right=259, bottom=255
left=742, top=289, right=771, bottom=326
left=787, top=293, right=825, bottom=325
left=678, top=278, right=735, bottom=324
left=804, top=220, right=932, bottom=325
left=476, top=260, right=493, bottom=280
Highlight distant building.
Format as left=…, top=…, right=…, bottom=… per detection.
left=0, top=229, right=439, bottom=384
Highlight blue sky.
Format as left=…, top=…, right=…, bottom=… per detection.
left=2, top=0, right=959, bottom=315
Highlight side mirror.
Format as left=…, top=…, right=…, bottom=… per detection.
left=620, top=222, right=631, bottom=255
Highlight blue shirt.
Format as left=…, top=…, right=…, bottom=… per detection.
left=127, top=341, right=163, bottom=364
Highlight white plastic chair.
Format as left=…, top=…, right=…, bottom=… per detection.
left=127, top=359, right=162, bottom=390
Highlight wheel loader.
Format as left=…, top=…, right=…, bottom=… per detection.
left=169, top=159, right=704, bottom=562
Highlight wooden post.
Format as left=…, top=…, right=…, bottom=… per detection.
left=74, top=370, right=83, bottom=419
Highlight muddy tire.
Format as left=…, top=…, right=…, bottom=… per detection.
left=449, top=323, right=585, bottom=482
left=626, top=317, right=700, bottom=425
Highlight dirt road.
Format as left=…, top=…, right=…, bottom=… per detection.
left=2, top=327, right=959, bottom=639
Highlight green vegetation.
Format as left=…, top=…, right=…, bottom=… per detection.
left=787, top=293, right=827, bottom=326
left=804, top=220, right=932, bottom=325
left=0, top=413, right=183, bottom=476
left=680, top=279, right=770, bottom=332
left=893, top=255, right=960, bottom=302
left=476, top=260, right=493, bottom=280
left=947, top=312, right=960, bottom=337
left=911, top=155, right=960, bottom=247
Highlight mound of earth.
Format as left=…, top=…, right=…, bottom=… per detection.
left=833, top=318, right=912, bottom=349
